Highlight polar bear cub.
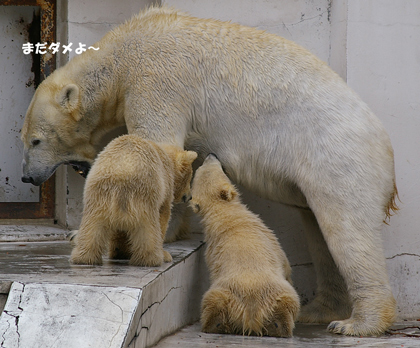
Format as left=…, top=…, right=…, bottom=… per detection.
left=190, top=154, right=300, bottom=337
left=70, top=134, right=197, bottom=266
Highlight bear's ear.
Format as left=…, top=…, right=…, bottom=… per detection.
left=219, top=184, right=237, bottom=202
left=57, top=84, right=81, bottom=121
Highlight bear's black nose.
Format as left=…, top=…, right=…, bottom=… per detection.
left=182, top=194, right=192, bottom=203
left=208, top=153, right=218, bottom=159
left=21, top=175, right=34, bottom=184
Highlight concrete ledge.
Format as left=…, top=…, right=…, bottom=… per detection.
left=0, top=225, right=68, bottom=242
left=0, top=232, right=208, bottom=348
left=154, top=322, right=420, bottom=348
left=126, top=243, right=207, bottom=347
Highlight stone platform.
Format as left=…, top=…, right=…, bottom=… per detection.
left=0, top=226, right=208, bottom=348
left=154, top=322, right=420, bottom=348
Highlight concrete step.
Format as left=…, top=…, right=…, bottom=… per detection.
left=0, top=229, right=208, bottom=348
left=153, top=321, right=420, bottom=348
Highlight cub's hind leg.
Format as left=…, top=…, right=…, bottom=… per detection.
left=159, top=198, right=173, bottom=263
left=128, top=210, right=165, bottom=267
left=70, top=213, right=110, bottom=265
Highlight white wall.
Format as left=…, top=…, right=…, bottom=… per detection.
left=344, top=0, right=420, bottom=320
left=60, top=0, right=420, bottom=319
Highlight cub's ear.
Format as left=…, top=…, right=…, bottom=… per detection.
left=177, top=150, right=197, bottom=166
left=190, top=201, right=201, bottom=214
left=57, top=84, right=81, bottom=120
left=183, top=150, right=198, bottom=165
left=219, top=184, right=237, bottom=202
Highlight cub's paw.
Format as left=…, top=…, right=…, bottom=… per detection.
left=202, top=314, right=229, bottom=334
left=129, top=252, right=163, bottom=267
left=201, top=288, right=231, bottom=334
left=265, top=320, right=293, bottom=338
left=163, top=250, right=173, bottom=263
left=70, top=250, right=103, bottom=265
left=66, top=230, right=78, bottom=246
left=267, top=291, right=301, bottom=337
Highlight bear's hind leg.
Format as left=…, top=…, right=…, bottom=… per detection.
left=298, top=209, right=352, bottom=324
left=307, top=198, right=396, bottom=336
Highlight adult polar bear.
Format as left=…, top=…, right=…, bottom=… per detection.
left=21, top=6, right=397, bottom=336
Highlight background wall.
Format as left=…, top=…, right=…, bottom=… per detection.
left=60, top=0, right=420, bottom=319
left=344, top=0, right=420, bottom=320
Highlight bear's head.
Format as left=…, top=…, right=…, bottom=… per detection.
left=21, top=80, right=96, bottom=186
left=162, top=145, right=198, bottom=203
left=190, top=153, right=238, bottom=214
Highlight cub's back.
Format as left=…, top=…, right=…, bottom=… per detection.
left=86, top=135, right=170, bottom=191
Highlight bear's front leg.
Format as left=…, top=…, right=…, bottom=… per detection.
left=307, top=196, right=396, bottom=336
left=298, top=209, right=353, bottom=324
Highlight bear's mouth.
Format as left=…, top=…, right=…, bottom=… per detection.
left=66, top=161, right=91, bottom=178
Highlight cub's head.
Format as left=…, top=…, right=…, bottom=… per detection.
left=162, top=145, right=197, bottom=203
left=21, top=80, right=95, bottom=186
left=190, top=153, right=238, bottom=215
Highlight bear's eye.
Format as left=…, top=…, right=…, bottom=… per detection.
left=31, top=139, right=41, bottom=147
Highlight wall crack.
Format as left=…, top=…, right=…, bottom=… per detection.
left=133, top=286, right=182, bottom=345
left=101, top=291, right=125, bottom=348
left=139, top=286, right=181, bottom=320
left=2, top=283, right=25, bottom=347
left=387, top=253, right=420, bottom=260
left=0, top=319, right=10, bottom=347
left=289, top=10, right=329, bottom=26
